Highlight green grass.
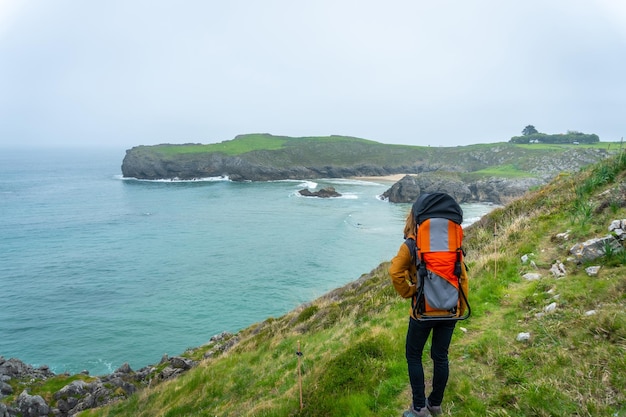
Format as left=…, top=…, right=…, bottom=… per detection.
left=513, top=141, right=623, bottom=151
left=151, top=134, right=381, bottom=157
left=150, top=134, right=288, bottom=156
left=7, top=374, right=97, bottom=408
left=470, top=164, right=535, bottom=178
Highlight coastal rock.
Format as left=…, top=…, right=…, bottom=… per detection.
left=298, top=187, right=342, bottom=198
left=380, top=175, right=421, bottom=203
left=54, top=381, right=90, bottom=414
left=17, top=391, right=49, bottom=417
left=203, top=332, right=239, bottom=358
left=0, top=403, right=14, bottom=417
left=0, top=357, right=54, bottom=381
left=49, top=373, right=138, bottom=416
left=0, top=381, right=13, bottom=396
left=468, top=177, right=545, bottom=204
left=381, top=174, right=471, bottom=203
left=169, top=356, right=195, bottom=370
left=381, top=174, right=543, bottom=204
left=0, top=332, right=240, bottom=416
left=115, top=362, right=132, bottom=374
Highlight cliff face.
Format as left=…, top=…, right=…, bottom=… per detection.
left=121, top=149, right=407, bottom=181
left=121, top=140, right=611, bottom=182
left=121, top=150, right=249, bottom=180
left=380, top=174, right=545, bottom=204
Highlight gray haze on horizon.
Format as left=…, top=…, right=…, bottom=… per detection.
left=0, top=0, right=625, bottom=150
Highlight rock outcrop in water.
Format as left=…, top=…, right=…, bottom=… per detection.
left=298, top=186, right=342, bottom=198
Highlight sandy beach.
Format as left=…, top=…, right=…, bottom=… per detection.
left=351, top=174, right=409, bottom=183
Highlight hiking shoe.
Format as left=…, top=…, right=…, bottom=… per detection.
left=426, top=404, right=442, bottom=416
left=402, top=406, right=428, bottom=417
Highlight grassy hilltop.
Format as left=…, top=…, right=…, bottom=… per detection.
left=122, top=134, right=618, bottom=180
left=75, top=150, right=626, bottom=415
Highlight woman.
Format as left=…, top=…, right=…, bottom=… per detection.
left=389, top=208, right=456, bottom=417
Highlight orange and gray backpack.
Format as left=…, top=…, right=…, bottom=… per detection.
left=405, top=193, right=470, bottom=321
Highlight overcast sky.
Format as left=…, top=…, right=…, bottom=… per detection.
left=0, top=0, right=625, bottom=150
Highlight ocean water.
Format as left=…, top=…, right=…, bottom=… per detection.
left=0, top=148, right=493, bottom=375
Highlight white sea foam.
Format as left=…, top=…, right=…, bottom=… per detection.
left=463, top=216, right=483, bottom=227
left=273, top=179, right=319, bottom=189
left=294, top=193, right=348, bottom=199
left=277, top=178, right=380, bottom=188
left=299, top=180, right=318, bottom=189
left=118, top=175, right=230, bottom=182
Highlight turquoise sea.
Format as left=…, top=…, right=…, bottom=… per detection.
left=0, top=148, right=494, bottom=375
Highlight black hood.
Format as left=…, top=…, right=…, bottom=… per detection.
left=412, top=193, right=463, bottom=225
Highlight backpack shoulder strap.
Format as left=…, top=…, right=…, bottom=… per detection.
left=404, top=237, right=416, bottom=264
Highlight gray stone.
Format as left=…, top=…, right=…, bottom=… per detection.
left=0, top=403, right=13, bottom=417
left=0, top=381, right=12, bottom=396
left=169, top=357, right=194, bottom=370
left=555, top=230, right=571, bottom=240
left=608, top=219, right=626, bottom=240
left=522, top=273, right=542, bottom=281
left=570, top=235, right=623, bottom=263
left=550, top=261, right=566, bottom=277
left=544, top=302, right=558, bottom=313
left=18, top=390, right=50, bottom=417
left=115, top=363, right=132, bottom=374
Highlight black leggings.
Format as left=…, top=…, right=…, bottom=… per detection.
left=405, top=317, right=456, bottom=409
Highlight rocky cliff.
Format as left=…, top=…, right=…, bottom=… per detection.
left=121, top=137, right=612, bottom=183
left=381, top=173, right=546, bottom=204
left=121, top=149, right=408, bottom=182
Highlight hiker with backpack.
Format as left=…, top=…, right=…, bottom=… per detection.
left=389, top=193, right=469, bottom=417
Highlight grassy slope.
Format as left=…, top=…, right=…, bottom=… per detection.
left=146, top=134, right=433, bottom=168
left=81, top=152, right=626, bottom=416
left=147, top=134, right=393, bottom=156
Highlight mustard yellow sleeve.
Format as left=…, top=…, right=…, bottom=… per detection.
left=389, top=242, right=417, bottom=299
